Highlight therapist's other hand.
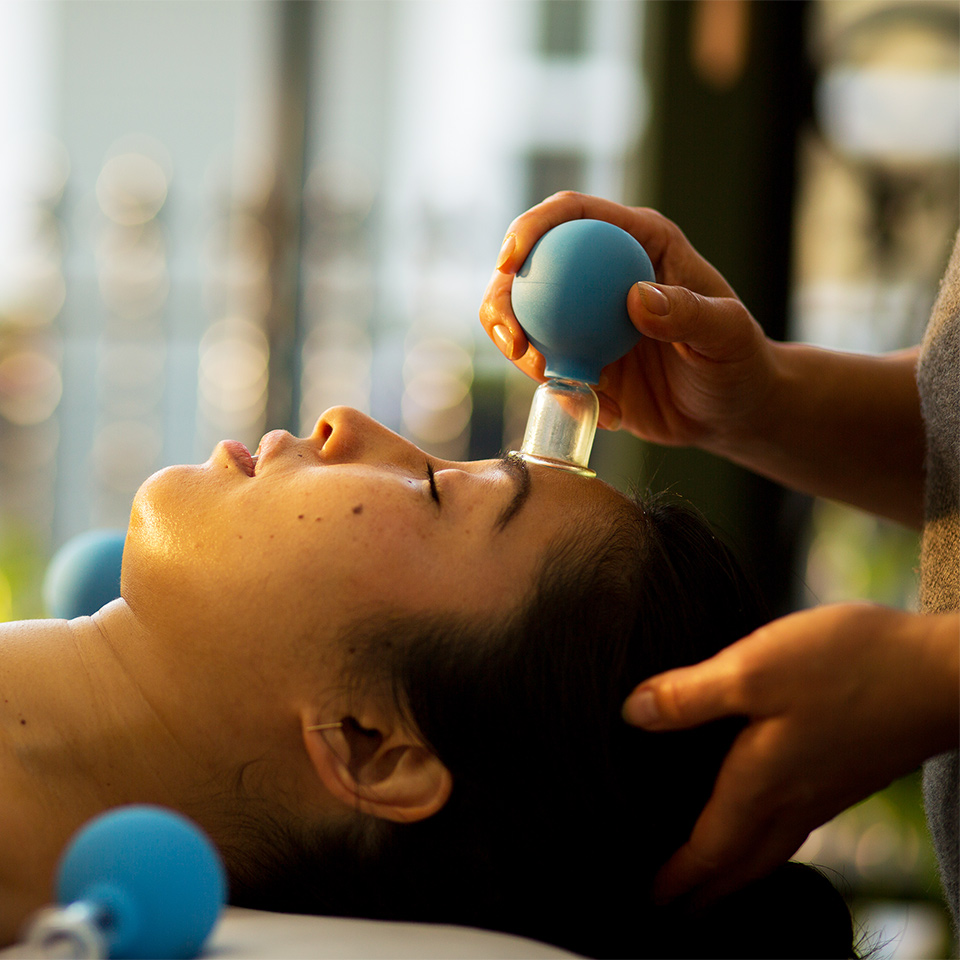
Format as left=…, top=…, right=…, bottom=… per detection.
left=622, top=603, right=960, bottom=906
left=480, top=192, right=774, bottom=447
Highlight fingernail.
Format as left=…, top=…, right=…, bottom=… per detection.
left=637, top=281, right=669, bottom=316
left=623, top=689, right=660, bottom=727
left=496, top=234, right=517, bottom=270
left=492, top=324, right=514, bottom=357
left=596, top=391, right=621, bottom=431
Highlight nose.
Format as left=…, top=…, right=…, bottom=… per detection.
left=310, top=406, right=423, bottom=466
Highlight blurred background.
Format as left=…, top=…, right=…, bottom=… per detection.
left=0, top=0, right=956, bottom=955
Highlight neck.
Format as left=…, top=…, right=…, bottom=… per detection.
left=0, top=600, right=298, bottom=945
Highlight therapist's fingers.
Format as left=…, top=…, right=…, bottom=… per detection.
left=479, top=268, right=533, bottom=366
left=652, top=715, right=819, bottom=904
left=481, top=197, right=576, bottom=366
left=622, top=648, right=746, bottom=732
left=654, top=719, right=816, bottom=905
left=625, top=282, right=765, bottom=367
left=653, top=775, right=812, bottom=906
left=495, top=193, right=737, bottom=301
left=495, top=192, right=663, bottom=274
left=479, top=265, right=622, bottom=428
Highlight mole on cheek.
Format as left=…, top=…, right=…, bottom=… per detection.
left=352, top=504, right=363, bottom=515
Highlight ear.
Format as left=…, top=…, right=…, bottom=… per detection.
left=301, top=711, right=452, bottom=824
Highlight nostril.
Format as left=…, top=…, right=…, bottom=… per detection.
left=312, top=406, right=368, bottom=459
left=315, top=419, right=334, bottom=447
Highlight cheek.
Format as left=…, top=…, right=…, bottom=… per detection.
left=123, top=470, right=457, bottom=634
left=235, top=490, right=437, bottom=608
left=125, top=467, right=207, bottom=578
left=123, top=467, right=237, bottom=628
left=320, top=512, right=439, bottom=603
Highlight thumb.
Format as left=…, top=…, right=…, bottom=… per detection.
left=622, top=654, right=742, bottom=731
left=628, top=282, right=762, bottom=365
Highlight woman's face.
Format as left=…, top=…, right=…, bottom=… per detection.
left=123, top=407, right=622, bottom=657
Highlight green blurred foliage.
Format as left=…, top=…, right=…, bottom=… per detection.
left=0, top=516, right=48, bottom=621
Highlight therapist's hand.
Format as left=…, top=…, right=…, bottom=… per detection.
left=622, top=604, right=960, bottom=906
left=479, top=192, right=774, bottom=450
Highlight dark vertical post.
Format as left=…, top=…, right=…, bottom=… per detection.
left=640, top=0, right=813, bottom=613
left=264, top=0, right=314, bottom=433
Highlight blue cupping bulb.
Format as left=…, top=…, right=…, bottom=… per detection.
left=44, top=530, right=126, bottom=619
left=57, top=805, right=227, bottom=959
left=511, top=219, right=654, bottom=384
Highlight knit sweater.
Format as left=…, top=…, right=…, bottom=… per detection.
left=917, top=229, right=959, bottom=930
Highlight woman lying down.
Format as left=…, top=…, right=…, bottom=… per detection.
left=0, top=407, right=856, bottom=959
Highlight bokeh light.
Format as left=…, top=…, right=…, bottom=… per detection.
left=198, top=318, right=270, bottom=426
left=0, top=348, right=62, bottom=426
left=401, top=337, right=473, bottom=447
left=96, top=151, right=169, bottom=226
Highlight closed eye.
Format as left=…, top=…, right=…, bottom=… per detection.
left=426, top=462, right=441, bottom=505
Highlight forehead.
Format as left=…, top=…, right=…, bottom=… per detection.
left=410, top=464, right=625, bottom=611
left=518, top=461, right=626, bottom=517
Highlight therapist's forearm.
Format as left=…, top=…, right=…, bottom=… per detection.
left=713, top=344, right=925, bottom=528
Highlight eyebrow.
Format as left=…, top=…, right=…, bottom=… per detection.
left=493, top=454, right=531, bottom=532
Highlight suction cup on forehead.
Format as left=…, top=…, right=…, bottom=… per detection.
left=509, top=219, right=654, bottom=473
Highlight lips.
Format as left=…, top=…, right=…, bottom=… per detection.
left=221, top=440, right=256, bottom=477
left=254, top=430, right=295, bottom=471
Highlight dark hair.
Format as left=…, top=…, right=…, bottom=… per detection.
left=230, top=491, right=855, bottom=958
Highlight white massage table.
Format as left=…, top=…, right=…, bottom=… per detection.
left=207, top=907, right=579, bottom=958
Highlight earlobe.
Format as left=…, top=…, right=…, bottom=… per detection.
left=302, top=713, right=452, bottom=824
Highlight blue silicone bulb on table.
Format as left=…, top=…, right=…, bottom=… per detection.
left=24, top=805, right=226, bottom=959
left=44, top=530, right=126, bottom=619
left=510, top=219, right=654, bottom=474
